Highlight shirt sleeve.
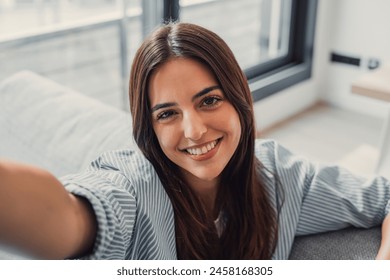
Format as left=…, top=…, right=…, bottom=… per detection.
left=268, top=140, right=390, bottom=236
left=297, top=160, right=390, bottom=235
left=60, top=151, right=137, bottom=260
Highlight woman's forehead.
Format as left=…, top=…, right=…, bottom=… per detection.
left=148, top=58, right=218, bottom=102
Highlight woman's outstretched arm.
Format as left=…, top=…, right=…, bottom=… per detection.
left=376, top=213, right=390, bottom=259
left=0, top=159, right=97, bottom=259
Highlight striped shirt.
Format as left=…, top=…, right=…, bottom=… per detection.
left=60, top=139, right=390, bottom=259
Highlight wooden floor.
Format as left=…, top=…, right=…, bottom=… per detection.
left=259, top=102, right=386, bottom=177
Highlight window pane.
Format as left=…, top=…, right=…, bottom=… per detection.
left=180, top=0, right=292, bottom=70
left=0, top=0, right=143, bottom=109
left=0, top=0, right=122, bottom=38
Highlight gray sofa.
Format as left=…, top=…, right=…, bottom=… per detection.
left=0, top=71, right=381, bottom=259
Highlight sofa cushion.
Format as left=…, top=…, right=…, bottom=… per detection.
left=0, top=71, right=134, bottom=177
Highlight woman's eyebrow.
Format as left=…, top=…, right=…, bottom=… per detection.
left=191, top=85, right=220, bottom=101
left=151, top=102, right=177, bottom=113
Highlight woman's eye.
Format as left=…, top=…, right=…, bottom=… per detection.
left=202, top=96, right=222, bottom=107
left=156, top=110, right=176, bottom=120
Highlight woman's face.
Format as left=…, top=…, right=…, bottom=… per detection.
left=148, top=58, right=241, bottom=189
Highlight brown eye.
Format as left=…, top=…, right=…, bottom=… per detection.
left=202, top=96, right=222, bottom=107
left=157, top=110, right=177, bottom=120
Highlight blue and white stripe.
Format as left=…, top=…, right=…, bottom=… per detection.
left=60, top=139, right=390, bottom=259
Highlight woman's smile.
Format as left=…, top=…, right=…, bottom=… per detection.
left=181, top=138, right=222, bottom=160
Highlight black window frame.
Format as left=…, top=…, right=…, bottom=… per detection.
left=164, top=0, right=318, bottom=102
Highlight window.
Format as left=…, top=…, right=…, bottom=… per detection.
left=0, top=0, right=317, bottom=108
left=180, top=0, right=291, bottom=71
left=0, top=0, right=144, bottom=109
left=247, top=0, right=318, bottom=101
left=173, top=0, right=318, bottom=101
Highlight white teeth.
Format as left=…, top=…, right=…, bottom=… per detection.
left=186, top=140, right=218, bottom=156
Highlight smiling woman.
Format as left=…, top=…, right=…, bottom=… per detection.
left=1, top=22, right=390, bottom=260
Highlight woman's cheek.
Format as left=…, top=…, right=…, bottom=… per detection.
left=155, top=126, right=178, bottom=150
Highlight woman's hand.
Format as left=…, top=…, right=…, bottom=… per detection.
left=0, top=159, right=97, bottom=259
left=376, top=213, right=390, bottom=259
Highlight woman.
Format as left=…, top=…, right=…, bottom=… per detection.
left=0, top=22, right=390, bottom=260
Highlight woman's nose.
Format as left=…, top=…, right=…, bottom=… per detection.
left=183, top=112, right=207, bottom=141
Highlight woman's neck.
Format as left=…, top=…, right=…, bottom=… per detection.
left=181, top=170, right=220, bottom=219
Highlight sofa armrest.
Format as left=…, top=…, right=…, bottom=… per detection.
left=289, top=226, right=381, bottom=259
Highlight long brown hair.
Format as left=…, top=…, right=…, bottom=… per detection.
left=129, top=22, right=279, bottom=259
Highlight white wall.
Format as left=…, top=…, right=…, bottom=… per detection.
left=254, top=0, right=390, bottom=131
left=322, top=0, right=390, bottom=116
